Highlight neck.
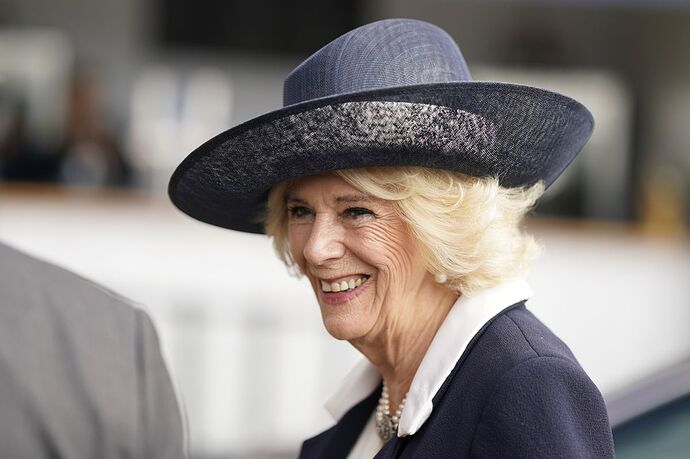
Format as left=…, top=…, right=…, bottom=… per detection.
left=350, top=278, right=459, bottom=412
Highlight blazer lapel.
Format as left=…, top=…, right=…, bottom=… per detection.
left=299, top=383, right=381, bottom=459
left=426, top=301, right=525, bottom=412
left=374, top=436, right=406, bottom=458
left=376, top=302, right=527, bottom=458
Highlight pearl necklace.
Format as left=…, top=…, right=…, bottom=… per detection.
left=375, top=381, right=407, bottom=442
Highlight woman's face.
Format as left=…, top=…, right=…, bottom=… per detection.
left=286, top=173, right=432, bottom=341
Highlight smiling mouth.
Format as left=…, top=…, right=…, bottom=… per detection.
left=319, top=275, right=370, bottom=293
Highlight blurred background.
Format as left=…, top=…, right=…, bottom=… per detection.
left=0, top=0, right=689, bottom=457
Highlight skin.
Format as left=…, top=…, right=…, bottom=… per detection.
left=286, top=173, right=459, bottom=412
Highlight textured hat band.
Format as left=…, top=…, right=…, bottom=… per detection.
left=213, top=101, right=497, bottom=193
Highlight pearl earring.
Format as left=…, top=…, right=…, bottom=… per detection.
left=434, top=273, right=447, bottom=284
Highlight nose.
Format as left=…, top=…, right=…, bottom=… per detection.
left=302, top=215, right=345, bottom=267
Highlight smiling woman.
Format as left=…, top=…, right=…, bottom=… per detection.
left=263, top=167, right=550, bottom=449
left=168, top=18, right=614, bottom=459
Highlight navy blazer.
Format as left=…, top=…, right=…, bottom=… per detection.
left=299, top=302, right=614, bottom=458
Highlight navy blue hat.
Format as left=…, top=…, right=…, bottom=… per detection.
left=169, top=18, right=593, bottom=234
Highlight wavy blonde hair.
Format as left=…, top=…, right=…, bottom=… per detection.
left=264, top=167, right=544, bottom=295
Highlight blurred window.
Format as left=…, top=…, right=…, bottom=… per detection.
left=158, top=0, right=360, bottom=54
left=613, top=394, right=690, bottom=459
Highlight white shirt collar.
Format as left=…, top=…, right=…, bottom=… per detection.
left=324, top=278, right=533, bottom=437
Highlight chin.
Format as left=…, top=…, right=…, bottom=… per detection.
left=313, top=280, right=377, bottom=341
left=320, top=310, right=371, bottom=341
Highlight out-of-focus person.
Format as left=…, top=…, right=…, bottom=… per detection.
left=0, top=70, right=132, bottom=186
left=56, top=71, right=133, bottom=187
left=0, top=241, right=186, bottom=459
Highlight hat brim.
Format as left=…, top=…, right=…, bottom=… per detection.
left=168, top=81, right=593, bottom=234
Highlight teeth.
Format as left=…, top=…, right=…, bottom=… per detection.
left=320, top=276, right=368, bottom=293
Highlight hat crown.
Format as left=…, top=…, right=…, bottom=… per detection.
left=283, top=19, right=471, bottom=107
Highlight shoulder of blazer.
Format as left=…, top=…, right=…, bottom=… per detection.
left=465, top=307, right=614, bottom=458
left=468, top=355, right=614, bottom=458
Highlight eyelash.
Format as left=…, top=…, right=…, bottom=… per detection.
left=344, top=207, right=374, bottom=218
left=287, top=206, right=312, bottom=219
left=286, top=206, right=374, bottom=220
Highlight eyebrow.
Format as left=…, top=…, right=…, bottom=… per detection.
left=335, top=193, right=375, bottom=204
left=285, top=193, right=375, bottom=205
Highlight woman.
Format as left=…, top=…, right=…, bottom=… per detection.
left=169, top=19, right=614, bottom=458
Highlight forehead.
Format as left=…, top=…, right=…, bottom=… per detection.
left=286, top=174, right=371, bottom=202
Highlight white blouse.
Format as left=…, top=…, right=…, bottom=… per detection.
left=347, top=409, right=385, bottom=458
left=323, top=279, right=534, bottom=459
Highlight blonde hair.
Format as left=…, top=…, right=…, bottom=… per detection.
left=264, top=167, right=544, bottom=295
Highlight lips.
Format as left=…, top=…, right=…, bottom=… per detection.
left=314, top=274, right=372, bottom=305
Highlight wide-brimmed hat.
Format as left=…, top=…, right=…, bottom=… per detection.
left=169, top=18, right=593, bottom=234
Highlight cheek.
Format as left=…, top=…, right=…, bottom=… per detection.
left=357, top=221, right=418, bottom=282
left=287, top=227, right=308, bottom=270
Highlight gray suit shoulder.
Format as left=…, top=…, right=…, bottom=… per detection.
left=0, top=241, right=141, bottom=321
left=0, top=241, right=186, bottom=459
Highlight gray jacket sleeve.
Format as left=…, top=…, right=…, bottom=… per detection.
left=135, top=308, right=187, bottom=459
left=0, top=241, right=187, bottom=459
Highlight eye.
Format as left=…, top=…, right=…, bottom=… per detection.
left=343, top=207, right=374, bottom=219
left=287, top=206, right=313, bottom=220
